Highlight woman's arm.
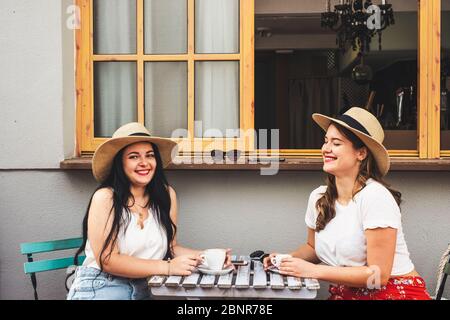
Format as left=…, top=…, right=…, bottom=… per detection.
left=264, top=228, right=321, bottom=268
left=280, top=227, right=397, bottom=287
left=88, top=188, right=198, bottom=278
left=289, top=228, right=321, bottom=264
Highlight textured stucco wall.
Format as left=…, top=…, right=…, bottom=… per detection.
left=1, top=170, right=449, bottom=299
left=0, top=0, right=449, bottom=301
left=0, top=0, right=70, bottom=169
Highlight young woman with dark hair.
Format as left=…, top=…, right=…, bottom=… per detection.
left=264, top=108, right=431, bottom=300
left=67, top=123, right=231, bottom=300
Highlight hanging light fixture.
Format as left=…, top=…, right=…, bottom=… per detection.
left=321, top=0, right=394, bottom=54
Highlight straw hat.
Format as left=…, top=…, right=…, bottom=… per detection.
left=92, top=122, right=178, bottom=182
left=312, top=107, right=390, bottom=176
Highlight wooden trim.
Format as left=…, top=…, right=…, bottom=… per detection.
left=85, top=138, right=421, bottom=158
left=143, top=55, right=188, bottom=61
left=77, top=0, right=94, bottom=153
left=75, top=0, right=83, bottom=156
left=93, top=55, right=139, bottom=61
left=418, top=0, right=428, bottom=158
left=193, top=54, right=241, bottom=61
left=257, top=149, right=419, bottom=158
left=429, top=0, right=441, bottom=158
left=60, top=157, right=450, bottom=171
left=187, top=0, right=195, bottom=141
left=241, top=0, right=255, bottom=151
left=92, top=54, right=241, bottom=61
left=89, top=0, right=96, bottom=151
left=137, top=0, right=144, bottom=124
left=418, top=0, right=441, bottom=158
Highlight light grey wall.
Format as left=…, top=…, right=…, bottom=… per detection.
left=0, top=0, right=68, bottom=169
left=1, top=170, right=449, bottom=299
left=0, top=0, right=449, bottom=301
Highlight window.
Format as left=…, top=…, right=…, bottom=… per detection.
left=254, top=0, right=427, bottom=158
left=76, top=0, right=254, bottom=155
left=442, top=0, right=450, bottom=156
left=75, top=0, right=446, bottom=164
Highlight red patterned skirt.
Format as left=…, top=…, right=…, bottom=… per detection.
left=328, top=277, right=432, bottom=300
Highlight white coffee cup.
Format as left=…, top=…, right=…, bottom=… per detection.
left=200, top=248, right=226, bottom=271
left=271, top=254, right=292, bottom=268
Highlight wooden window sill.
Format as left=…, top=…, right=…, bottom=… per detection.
left=60, top=157, right=450, bottom=171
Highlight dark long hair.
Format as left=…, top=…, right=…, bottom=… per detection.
left=74, top=142, right=176, bottom=270
left=315, top=123, right=402, bottom=232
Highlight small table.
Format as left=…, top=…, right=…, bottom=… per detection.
left=148, top=256, right=319, bottom=299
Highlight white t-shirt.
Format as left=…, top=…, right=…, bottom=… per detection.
left=83, top=208, right=168, bottom=270
left=305, top=178, right=415, bottom=276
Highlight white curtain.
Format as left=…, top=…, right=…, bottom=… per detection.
left=144, top=0, right=187, bottom=54
left=195, top=62, right=239, bottom=138
left=94, top=0, right=137, bottom=137
left=93, top=0, right=239, bottom=138
left=196, top=0, right=239, bottom=53
left=195, top=0, right=239, bottom=137
left=94, top=0, right=136, bottom=54
left=94, top=62, right=137, bottom=137
left=145, top=62, right=187, bottom=137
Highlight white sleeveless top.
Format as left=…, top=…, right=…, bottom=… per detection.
left=83, top=208, right=168, bottom=270
left=305, top=178, right=415, bottom=276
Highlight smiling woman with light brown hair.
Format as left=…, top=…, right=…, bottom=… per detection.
left=265, top=107, right=432, bottom=300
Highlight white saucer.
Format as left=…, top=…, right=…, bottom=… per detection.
left=197, top=266, right=234, bottom=275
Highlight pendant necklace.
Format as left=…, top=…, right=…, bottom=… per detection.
left=134, top=201, right=148, bottom=230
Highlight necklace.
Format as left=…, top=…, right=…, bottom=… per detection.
left=135, top=208, right=147, bottom=229
left=129, top=197, right=149, bottom=229
left=133, top=203, right=148, bottom=229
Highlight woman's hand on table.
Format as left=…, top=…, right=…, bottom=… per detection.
left=278, top=257, right=318, bottom=278
left=169, top=254, right=202, bottom=276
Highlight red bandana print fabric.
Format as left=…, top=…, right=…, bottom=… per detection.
left=328, top=277, right=432, bottom=300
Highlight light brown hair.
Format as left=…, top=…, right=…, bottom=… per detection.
left=315, top=123, right=402, bottom=232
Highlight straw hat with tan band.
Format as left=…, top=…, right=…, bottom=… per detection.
left=312, top=107, right=390, bottom=176
left=92, top=122, right=178, bottom=183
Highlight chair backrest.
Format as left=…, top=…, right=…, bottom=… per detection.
left=20, top=237, right=85, bottom=300
left=435, top=244, right=450, bottom=300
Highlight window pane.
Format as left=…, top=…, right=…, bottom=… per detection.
left=195, top=61, right=239, bottom=137
left=94, top=62, right=137, bottom=137
left=145, top=62, right=187, bottom=137
left=442, top=0, right=450, bottom=150
left=93, top=0, right=136, bottom=54
left=195, top=0, right=239, bottom=54
left=254, top=1, right=418, bottom=150
left=144, top=0, right=187, bottom=54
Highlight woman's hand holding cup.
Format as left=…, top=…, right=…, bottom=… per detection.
left=168, top=254, right=200, bottom=276
left=263, top=252, right=278, bottom=270
left=263, top=252, right=292, bottom=270
left=224, top=248, right=234, bottom=269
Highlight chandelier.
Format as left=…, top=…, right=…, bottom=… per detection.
left=321, top=0, right=395, bottom=53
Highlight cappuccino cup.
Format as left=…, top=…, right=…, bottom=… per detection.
left=271, top=254, right=292, bottom=268
left=200, top=249, right=226, bottom=271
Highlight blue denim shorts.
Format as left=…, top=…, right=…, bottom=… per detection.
left=67, top=266, right=150, bottom=300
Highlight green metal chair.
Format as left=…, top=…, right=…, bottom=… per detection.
left=20, top=237, right=85, bottom=300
